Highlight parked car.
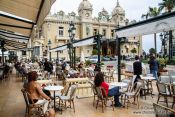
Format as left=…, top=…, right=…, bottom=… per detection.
left=88, top=55, right=98, bottom=63
left=125, top=56, right=135, bottom=61
left=102, top=56, right=111, bottom=61
left=88, top=55, right=103, bottom=63
left=109, top=56, right=117, bottom=61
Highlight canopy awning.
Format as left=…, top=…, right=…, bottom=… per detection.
left=0, top=0, right=55, bottom=48
left=72, top=36, right=94, bottom=47
left=115, top=11, right=175, bottom=82
left=0, top=36, right=27, bottom=50
left=116, top=11, right=175, bottom=37
left=50, top=45, right=68, bottom=52
left=50, top=36, right=97, bottom=52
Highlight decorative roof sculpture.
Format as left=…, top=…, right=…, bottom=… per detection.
left=112, top=0, right=125, bottom=16
left=78, top=0, right=93, bottom=12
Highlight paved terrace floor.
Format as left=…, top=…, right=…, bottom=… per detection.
left=0, top=69, right=173, bottom=117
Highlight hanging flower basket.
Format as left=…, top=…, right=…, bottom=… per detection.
left=121, top=63, right=126, bottom=69
left=107, top=65, right=113, bottom=68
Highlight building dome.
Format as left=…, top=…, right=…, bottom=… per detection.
left=78, top=0, right=93, bottom=12
left=112, top=0, right=125, bottom=16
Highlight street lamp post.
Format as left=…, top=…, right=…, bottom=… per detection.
left=94, top=33, right=102, bottom=71
left=48, top=40, right=51, bottom=61
left=160, top=32, right=168, bottom=58
left=137, top=42, right=140, bottom=56
left=68, top=21, right=76, bottom=69
left=0, top=40, right=6, bottom=65
left=116, top=36, right=127, bottom=82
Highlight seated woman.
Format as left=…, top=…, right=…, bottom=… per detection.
left=78, top=62, right=85, bottom=77
left=26, top=71, right=55, bottom=117
left=94, top=72, right=122, bottom=107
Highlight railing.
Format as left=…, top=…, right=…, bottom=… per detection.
left=66, top=78, right=93, bottom=98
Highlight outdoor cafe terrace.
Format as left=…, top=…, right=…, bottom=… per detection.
left=0, top=63, right=175, bottom=117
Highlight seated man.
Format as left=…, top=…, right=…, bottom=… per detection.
left=26, top=71, right=55, bottom=117
left=21, top=64, right=28, bottom=76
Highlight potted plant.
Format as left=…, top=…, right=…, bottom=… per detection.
left=121, top=62, right=126, bottom=74
left=159, top=58, right=166, bottom=70
left=158, top=58, right=168, bottom=75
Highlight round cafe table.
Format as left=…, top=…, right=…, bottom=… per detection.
left=36, top=80, right=52, bottom=84
left=109, top=82, right=127, bottom=89
left=110, top=82, right=127, bottom=87
left=44, top=85, right=64, bottom=111
left=141, top=76, right=155, bottom=80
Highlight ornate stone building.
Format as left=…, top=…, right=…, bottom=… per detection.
left=32, top=0, right=142, bottom=60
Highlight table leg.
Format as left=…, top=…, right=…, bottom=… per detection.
left=53, top=91, right=61, bottom=111
left=54, top=91, right=56, bottom=109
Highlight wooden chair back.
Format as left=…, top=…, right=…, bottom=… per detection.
left=153, top=103, right=175, bottom=117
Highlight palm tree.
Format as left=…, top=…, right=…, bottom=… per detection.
left=141, top=7, right=161, bottom=55
left=159, top=0, right=175, bottom=13
left=141, top=13, right=149, bottom=20
left=148, top=7, right=161, bottom=16
left=158, top=0, right=175, bottom=60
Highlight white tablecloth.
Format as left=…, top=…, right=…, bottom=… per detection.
left=44, top=85, right=64, bottom=91
left=109, top=82, right=127, bottom=89
left=141, top=76, right=155, bottom=80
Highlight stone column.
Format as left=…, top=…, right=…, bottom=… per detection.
left=40, top=43, right=43, bottom=60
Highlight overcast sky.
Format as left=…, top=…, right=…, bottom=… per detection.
left=51, top=0, right=163, bottom=53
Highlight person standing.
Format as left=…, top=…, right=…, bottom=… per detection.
left=133, top=55, right=142, bottom=84
left=148, top=55, right=159, bottom=80
left=44, top=59, right=52, bottom=78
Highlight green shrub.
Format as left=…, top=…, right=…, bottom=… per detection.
left=142, top=59, right=148, bottom=64
left=85, top=60, right=92, bottom=66
left=149, top=48, right=156, bottom=54
left=75, top=56, right=80, bottom=62
left=167, top=60, right=175, bottom=65
left=159, top=58, right=166, bottom=68
left=131, top=48, right=137, bottom=54
left=101, top=62, right=104, bottom=65
left=92, top=49, right=98, bottom=55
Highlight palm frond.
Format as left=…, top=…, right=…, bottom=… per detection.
left=141, top=13, right=148, bottom=19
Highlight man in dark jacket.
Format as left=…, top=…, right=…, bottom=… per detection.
left=133, top=55, right=142, bottom=84
left=44, top=59, right=52, bottom=73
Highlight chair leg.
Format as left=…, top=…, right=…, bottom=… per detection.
left=127, top=99, right=129, bottom=109
left=112, top=100, right=114, bottom=111
left=137, top=96, right=139, bottom=109
left=164, top=97, right=168, bottom=107
left=93, top=95, right=95, bottom=106
left=65, top=101, right=67, bottom=109
left=96, top=100, right=99, bottom=109
left=144, top=90, right=146, bottom=100
left=124, top=95, right=126, bottom=107
left=172, top=97, right=175, bottom=109
left=72, top=100, right=75, bottom=113
left=157, top=95, right=160, bottom=104
left=102, top=101, right=104, bottom=113
left=28, top=108, right=31, bottom=116
left=70, top=100, right=72, bottom=108
left=120, top=95, right=123, bottom=104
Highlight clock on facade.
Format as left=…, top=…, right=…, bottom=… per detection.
left=85, top=13, right=89, bottom=17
